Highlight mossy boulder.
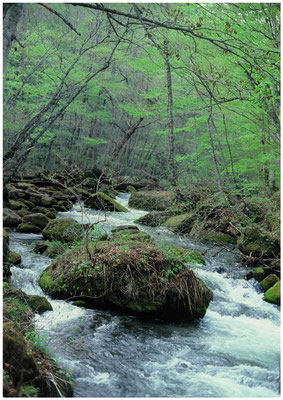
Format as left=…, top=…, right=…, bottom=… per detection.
left=3, top=229, right=10, bottom=263
left=128, top=191, right=174, bottom=211
left=3, top=208, right=21, bottom=227
left=16, top=222, right=42, bottom=234
left=8, top=251, right=22, bottom=265
left=53, top=199, right=73, bottom=211
left=39, top=231, right=213, bottom=322
left=40, top=196, right=55, bottom=207
left=43, top=241, right=69, bottom=258
left=260, top=274, right=279, bottom=292
left=196, top=230, right=237, bottom=245
left=85, top=192, right=129, bottom=212
left=252, top=267, right=265, bottom=282
left=16, top=208, right=32, bottom=217
left=134, top=211, right=179, bottom=227
left=163, top=213, right=194, bottom=232
left=23, top=213, right=50, bottom=229
left=163, top=246, right=205, bottom=266
left=237, top=226, right=280, bottom=257
left=9, top=199, right=27, bottom=211
left=264, top=281, right=280, bottom=305
left=42, top=218, right=83, bottom=243
left=33, top=243, right=48, bottom=254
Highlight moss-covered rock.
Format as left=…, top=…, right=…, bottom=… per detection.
left=9, top=199, right=27, bottom=210
left=3, top=208, right=21, bottom=227
left=40, top=196, right=55, bottom=207
left=196, top=230, right=237, bottom=245
left=134, top=211, right=179, bottom=227
left=43, top=241, right=69, bottom=258
left=16, top=222, right=42, bottom=234
left=163, top=213, right=194, bottom=232
left=42, top=218, right=83, bottom=243
left=16, top=208, right=32, bottom=217
left=264, top=281, right=280, bottom=305
left=23, top=213, right=50, bottom=229
left=53, top=199, right=73, bottom=211
left=85, top=192, right=129, bottom=212
left=260, top=274, right=279, bottom=292
left=252, top=267, right=266, bottom=282
left=128, top=190, right=174, bottom=211
left=162, top=245, right=205, bottom=266
left=3, top=287, right=73, bottom=397
left=39, top=231, right=213, bottom=322
left=8, top=251, right=22, bottom=265
left=237, top=226, right=280, bottom=257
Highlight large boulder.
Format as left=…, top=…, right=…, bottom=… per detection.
left=23, top=213, right=50, bottom=229
left=163, top=213, right=194, bottom=232
left=85, top=192, right=129, bottom=212
left=134, top=211, right=179, bottom=227
left=128, top=191, right=174, bottom=211
left=16, top=223, right=42, bottom=234
left=237, top=226, right=280, bottom=257
left=39, top=229, right=213, bottom=322
left=3, top=208, right=21, bottom=227
left=42, top=218, right=83, bottom=243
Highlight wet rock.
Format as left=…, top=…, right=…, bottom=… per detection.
left=39, top=230, right=213, bottom=322
left=42, top=218, right=83, bottom=243
left=23, top=213, right=50, bottom=229
left=8, top=250, right=22, bottom=265
left=16, top=222, right=42, bottom=234
left=134, top=211, right=179, bottom=227
left=163, top=213, right=194, bottom=232
left=252, top=267, right=265, bottom=282
left=237, top=226, right=279, bottom=258
left=128, top=190, right=174, bottom=211
left=260, top=274, right=279, bottom=292
left=33, top=243, right=48, bottom=254
left=85, top=192, right=129, bottom=212
left=264, top=281, right=280, bottom=305
left=3, top=208, right=21, bottom=227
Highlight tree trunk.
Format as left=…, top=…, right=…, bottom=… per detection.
left=3, top=4, right=24, bottom=71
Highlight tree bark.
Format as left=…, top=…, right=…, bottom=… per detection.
left=3, top=4, right=24, bottom=71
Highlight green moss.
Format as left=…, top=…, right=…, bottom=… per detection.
left=126, top=185, right=137, bottom=193
left=43, top=241, right=68, bottom=258
left=26, top=295, right=53, bottom=313
left=252, top=267, right=265, bottom=282
left=264, top=281, right=280, bottom=305
left=9, top=199, right=27, bottom=210
left=198, top=231, right=237, bottom=244
left=111, top=230, right=154, bottom=245
left=85, top=192, right=129, bottom=212
left=39, top=270, right=59, bottom=294
left=163, top=213, right=193, bottom=231
left=42, top=218, right=83, bottom=243
left=128, top=191, right=174, bottom=211
left=237, top=226, right=279, bottom=257
left=16, top=223, right=42, bottom=234
left=163, top=245, right=205, bottom=266
left=260, top=274, right=279, bottom=292
left=129, top=304, right=157, bottom=312
left=8, top=251, right=22, bottom=265
left=72, top=300, right=87, bottom=308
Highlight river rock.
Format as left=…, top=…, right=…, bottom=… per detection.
left=8, top=251, right=22, bottom=265
left=39, top=230, right=213, bottom=322
left=23, top=213, right=50, bottom=229
left=264, top=281, right=280, bottom=305
left=16, top=222, right=42, bottom=234
left=42, top=218, right=83, bottom=243
left=260, top=274, right=279, bottom=292
left=237, top=226, right=279, bottom=257
left=3, top=208, right=21, bottom=227
left=85, top=192, right=129, bottom=212
left=128, top=190, right=174, bottom=211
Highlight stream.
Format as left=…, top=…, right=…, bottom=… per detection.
left=9, top=193, right=280, bottom=397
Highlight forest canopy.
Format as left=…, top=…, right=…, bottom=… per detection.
left=3, top=3, right=280, bottom=197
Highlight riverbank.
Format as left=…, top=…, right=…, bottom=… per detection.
left=2, top=172, right=282, bottom=396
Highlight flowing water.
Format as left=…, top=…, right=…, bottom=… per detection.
left=9, top=193, right=280, bottom=397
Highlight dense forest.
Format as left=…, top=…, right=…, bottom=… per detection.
left=3, top=3, right=280, bottom=398
left=4, top=3, right=280, bottom=194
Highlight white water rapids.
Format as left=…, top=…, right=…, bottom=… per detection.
left=9, top=194, right=280, bottom=397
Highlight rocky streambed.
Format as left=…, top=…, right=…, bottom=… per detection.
left=5, top=193, right=281, bottom=397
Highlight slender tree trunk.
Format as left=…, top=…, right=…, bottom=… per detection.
left=3, top=4, right=24, bottom=71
